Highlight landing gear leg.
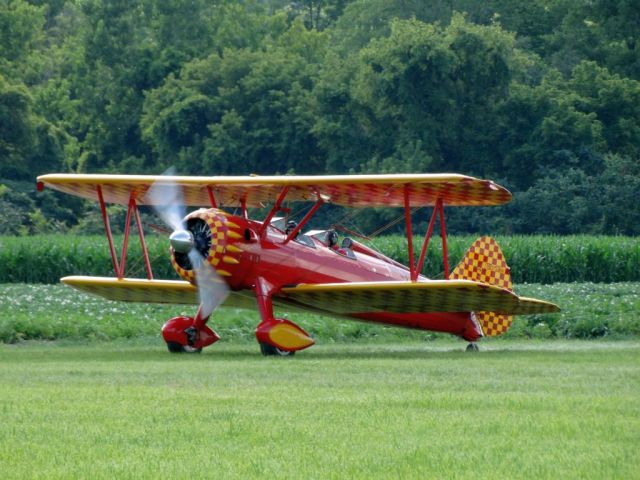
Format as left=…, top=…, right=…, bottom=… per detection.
left=254, top=278, right=314, bottom=356
left=466, top=343, right=479, bottom=352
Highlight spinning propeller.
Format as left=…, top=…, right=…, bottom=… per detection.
left=147, top=169, right=229, bottom=321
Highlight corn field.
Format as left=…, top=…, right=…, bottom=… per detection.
left=368, top=235, right=640, bottom=283
left=0, top=234, right=637, bottom=284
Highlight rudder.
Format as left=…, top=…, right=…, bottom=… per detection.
left=450, top=236, right=513, bottom=336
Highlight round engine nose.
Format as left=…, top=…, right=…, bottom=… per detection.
left=169, top=230, right=194, bottom=254
left=171, top=210, right=233, bottom=282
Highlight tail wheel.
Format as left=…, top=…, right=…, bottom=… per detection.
left=259, top=342, right=295, bottom=357
left=166, top=341, right=203, bottom=354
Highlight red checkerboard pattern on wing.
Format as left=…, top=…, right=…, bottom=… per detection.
left=451, top=237, right=514, bottom=336
left=38, top=174, right=512, bottom=208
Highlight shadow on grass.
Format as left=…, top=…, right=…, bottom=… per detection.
left=2, top=339, right=637, bottom=363
left=0, top=342, right=468, bottom=362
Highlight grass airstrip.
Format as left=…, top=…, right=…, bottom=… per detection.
left=1, top=341, right=639, bottom=479
left=1, top=282, right=639, bottom=478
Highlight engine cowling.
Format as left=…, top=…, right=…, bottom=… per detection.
left=169, top=209, right=252, bottom=288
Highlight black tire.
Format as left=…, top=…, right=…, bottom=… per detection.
left=167, top=341, right=202, bottom=354
left=466, top=343, right=479, bottom=352
left=259, top=342, right=295, bottom=357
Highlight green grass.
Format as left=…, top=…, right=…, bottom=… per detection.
left=0, top=341, right=638, bottom=479
left=1, top=282, right=638, bottom=344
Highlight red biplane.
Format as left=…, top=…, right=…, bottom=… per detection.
left=36, top=173, right=559, bottom=355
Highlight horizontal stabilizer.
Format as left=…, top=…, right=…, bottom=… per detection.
left=281, top=280, right=560, bottom=316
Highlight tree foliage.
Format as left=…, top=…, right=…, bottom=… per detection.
left=0, top=0, right=638, bottom=235
left=142, top=20, right=327, bottom=175
left=316, top=15, right=517, bottom=176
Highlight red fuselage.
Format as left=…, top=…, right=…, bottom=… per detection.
left=182, top=211, right=482, bottom=342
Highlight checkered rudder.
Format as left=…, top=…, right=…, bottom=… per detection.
left=451, top=236, right=514, bottom=336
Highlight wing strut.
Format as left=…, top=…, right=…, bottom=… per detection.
left=438, top=199, right=449, bottom=279
left=259, top=186, right=290, bottom=237
left=283, top=195, right=324, bottom=244
left=403, top=186, right=416, bottom=280
left=97, top=185, right=120, bottom=277
left=206, top=186, right=217, bottom=208
left=96, top=186, right=153, bottom=280
left=240, top=194, right=248, bottom=219
left=404, top=193, right=449, bottom=282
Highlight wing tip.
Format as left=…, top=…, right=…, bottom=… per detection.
left=515, top=296, right=561, bottom=314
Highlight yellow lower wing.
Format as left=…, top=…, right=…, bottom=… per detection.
left=281, top=280, right=560, bottom=315
left=61, top=276, right=256, bottom=309
left=61, top=276, right=559, bottom=317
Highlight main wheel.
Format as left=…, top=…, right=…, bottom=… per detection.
left=166, top=341, right=203, bottom=354
left=259, top=342, right=295, bottom=357
left=466, top=343, right=479, bottom=352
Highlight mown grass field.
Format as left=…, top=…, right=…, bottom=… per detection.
left=0, top=341, right=638, bottom=479
left=1, top=234, right=638, bottom=478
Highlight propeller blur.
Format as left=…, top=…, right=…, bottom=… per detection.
left=147, top=170, right=229, bottom=351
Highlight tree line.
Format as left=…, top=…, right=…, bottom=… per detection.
left=1, top=0, right=639, bottom=235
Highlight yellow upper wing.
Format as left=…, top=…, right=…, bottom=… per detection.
left=280, top=280, right=560, bottom=315
left=37, top=173, right=511, bottom=208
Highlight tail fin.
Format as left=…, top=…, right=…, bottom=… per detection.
left=451, top=236, right=514, bottom=337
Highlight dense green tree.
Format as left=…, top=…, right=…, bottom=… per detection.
left=0, top=72, right=68, bottom=180
left=315, top=15, right=518, bottom=175
left=0, top=0, right=638, bottom=235
left=569, top=62, right=640, bottom=156
left=494, top=75, right=604, bottom=189
left=40, top=0, right=298, bottom=174
left=494, top=61, right=640, bottom=188
left=280, top=0, right=351, bottom=30
left=0, top=76, right=36, bottom=178
left=142, top=20, right=327, bottom=175
left=510, top=153, right=640, bottom=235
left=330, top=0, right=569, bottom=55
left=548, top=0, right=640, bottom=79
left=595, top=154, right=640, bottom=235
left=0, top=0, right=45, bottom=77
left=331, top=0, right=450, bottom=53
